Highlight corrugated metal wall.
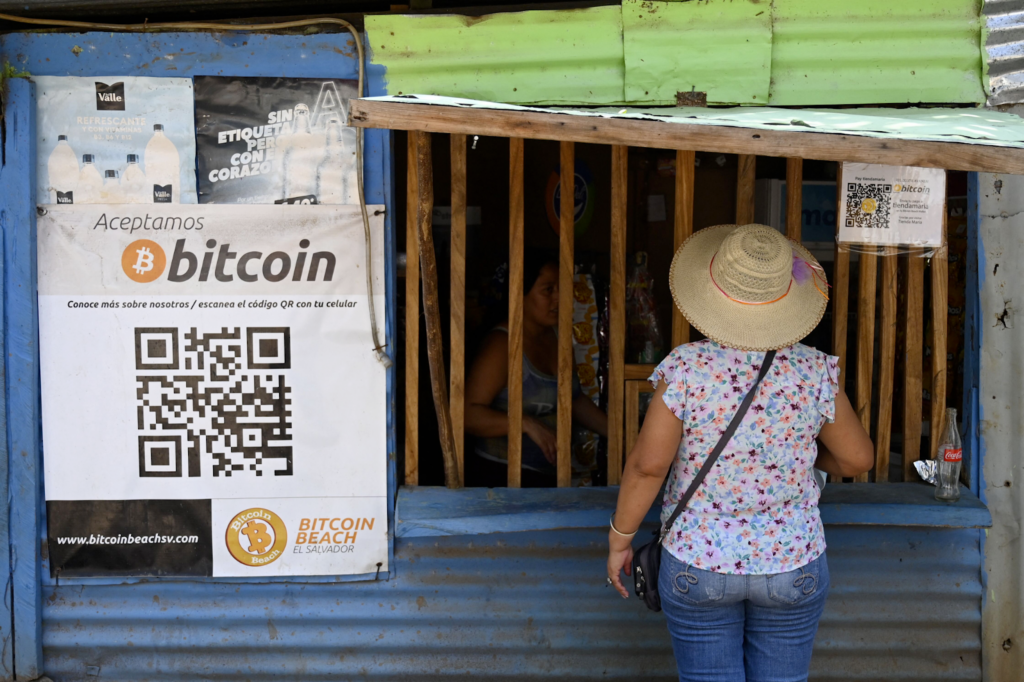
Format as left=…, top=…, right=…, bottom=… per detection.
left=39, top=526, right=982, bottom=681
left=974, top=172, right=1024, bottom=682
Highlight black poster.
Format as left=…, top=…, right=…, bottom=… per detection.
left=194, top=76, right=359, bottom=205
left=47, top=500, right=212, bottom=578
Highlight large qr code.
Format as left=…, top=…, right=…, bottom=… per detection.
left=135, top=327, right=293, bottom=479
left=845, top=182, right=893, bottom=229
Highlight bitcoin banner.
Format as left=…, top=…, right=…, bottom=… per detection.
left=37, top=204, right=388, bottom=578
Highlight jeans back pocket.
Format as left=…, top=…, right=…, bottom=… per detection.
left=673, top=564, right=726, bottom=606
left=767, top=555, right=827, bottom=605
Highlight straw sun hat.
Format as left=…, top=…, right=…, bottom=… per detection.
left=669, top=224, right=829, bottom=352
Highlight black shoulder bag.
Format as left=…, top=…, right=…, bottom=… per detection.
left=631, top=350, right=776, bottom=612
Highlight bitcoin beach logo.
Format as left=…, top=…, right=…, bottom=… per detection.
left=225, top=508, right=288, bottom=567
left=860, top=198, right=878, bottom=215
left=121, top=240, right=166, bottom=283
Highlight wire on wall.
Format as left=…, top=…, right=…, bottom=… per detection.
left=0, top=13, right=394, bottom=369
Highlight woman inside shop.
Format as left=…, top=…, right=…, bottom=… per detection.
left=606, top=225, right=874, bottom=681
left=464, top=252, right=608, bottom=487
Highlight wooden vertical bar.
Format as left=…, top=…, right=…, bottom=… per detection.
left=903, top=250, right=925, bottom=480
left=930, top=201, right=949, bottom=460
left=608, top=145, right=628, bottom=484
left=786, top=158, right=803, bottom=241
left=557, top=141, right=575, bottom=487
left=875, top=246, right=898, bottom=482
left=854, top=247, right=878, bottom=482
left=833, top=167, right=850, bottom=382
left=735, top=154, right=756, bottom=224
left=405, top=132, right=420, bottom=486
left=449, top=133, right=467, bottom=481
left=508, top=138, right=525, bottom=488
left=414, top=131, right=462, bottom=488
left=625, top=381, right=641, bottom=456
left=672, top=150, right=695, bottom=347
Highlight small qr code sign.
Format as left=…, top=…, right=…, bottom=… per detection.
left=838, top=163, right=945, bottom=247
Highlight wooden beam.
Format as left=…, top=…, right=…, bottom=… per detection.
left=450, top=133, right=467, bottom=482
left=875, top=247, right=897, bottom=482
left=672, top=150, right=694, bottom=347
left=557, top=141, right=575, bottom=488
left=508, top=137, right=525, bottom=488
left=930, top=201, right=949, bottom=461
left=855, top=247, right=878, bottom=482
left=413, top=131, right=462, bottom=489
left=736, top=154, right=756, bottom=224
left=625, top=381, right=640, bottom=458
left=903, top=249, right=925, bottom=480
left=832, top=168, right=850, bottom=383
left=786, top=158, right=803, bottom=241
left=350, top=99, right=1024, bottom=174
left=624, top=364, right=657, bottom=381
left=608, top=145, right=628, bottom=485
left=405, top=132, right=420, bottom=486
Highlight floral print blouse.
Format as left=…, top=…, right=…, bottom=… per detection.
left=650, top=339, right=839, bottom=575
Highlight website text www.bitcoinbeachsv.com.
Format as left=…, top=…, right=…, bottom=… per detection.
left=55, top=534, right=200, bottom=545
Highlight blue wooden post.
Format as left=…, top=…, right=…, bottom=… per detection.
left=1, top=77, right=42, bottom=680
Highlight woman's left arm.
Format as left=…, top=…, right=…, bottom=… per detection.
left=572, top=396, right=608, bottom=437
left=607, top=380, right=682, bottom=598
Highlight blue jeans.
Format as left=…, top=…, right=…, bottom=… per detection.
left=659, top=549, right=829, bottom=682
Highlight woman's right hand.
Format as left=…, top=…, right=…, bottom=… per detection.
left=523, top=416, right=558, bottom=465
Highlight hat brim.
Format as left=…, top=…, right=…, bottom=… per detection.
left=669, top=224, right=828, bottom=352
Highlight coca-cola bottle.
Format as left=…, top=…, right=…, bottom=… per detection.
left=935, top=407, right=962, bottom=502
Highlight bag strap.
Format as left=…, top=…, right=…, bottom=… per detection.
left=659, top=350, right=776, bottom=541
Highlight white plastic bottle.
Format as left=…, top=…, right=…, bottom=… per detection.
left=77, top=154, right=104, bottom=204
left=101, top=170, right=125, bottom=203
left=47, top=135, right=80, bottom=204
left=316, top=119, right=348, bottom=204
left=144, top=124, right=180, bottom=203
left=279, top=103, right=319, bottom=202
left=122, top=154, right=147, bottom=203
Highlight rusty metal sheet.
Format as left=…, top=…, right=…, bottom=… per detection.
left=983, top=0, right=1024, bottom=105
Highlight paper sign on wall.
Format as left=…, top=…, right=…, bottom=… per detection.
left=35, top=76, right=198, bottom=205
left=37, top=205, right=387, bottom=578
left=838, top=163, right=945, bottom=247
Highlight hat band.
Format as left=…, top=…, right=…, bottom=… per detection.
left=708, top=252, right=793, bottom=306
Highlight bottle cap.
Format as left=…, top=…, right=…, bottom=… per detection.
left=153, top=124, right=164, bottom=131
left=58, top=135, right=68, bottom=141
left=82, top=154, right=95, bottom=163
left=127, top=154, right=139, bottom=163
left=105, top=170, right=118, bottom=179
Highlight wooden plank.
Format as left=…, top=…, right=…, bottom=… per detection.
left=508, top=137, right=525, bottom=488
left=832, top=168, right=850, bottom=382
left=557, top=141, right=575, bottom=487
left=672, top=149, right=694, bottom=347
left=904, top=249, right=925, bottom=480
left=930, top=201, right=949, bottom=461
left=450, top=133, right=467, bottom=481
left=786, top=158, right=803, bottom=241
left=608, top=145, right=628, bottom=485
left=405, top=132, right=420, bottom=486
left=624, top=363, right=657, bottom=381
left=875, top=246, right=898, bottom=482
left=350, top=99, right=1024, bottom=174
left=625, top=381, right=641, bottom=458
left=735, top=154, right=756, bottom=224
left=854, top=247, right=878, bottom=482
left=414, top=131, right=462, bottom=489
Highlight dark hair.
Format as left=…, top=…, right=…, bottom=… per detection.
left=523, top=249, right=559, bottom=294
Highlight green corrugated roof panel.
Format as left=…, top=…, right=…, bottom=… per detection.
left=622, top=0, right=772, bottom=105
left=364, top=7, right=624, bottom=106
left=770, top=0, right=986, bottom=105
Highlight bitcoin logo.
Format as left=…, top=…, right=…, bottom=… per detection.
left=121, top=239, right=166, bottom=283
left=225, top=508, right=288, bottom=567
left=860, top=198, right=878, bottom=215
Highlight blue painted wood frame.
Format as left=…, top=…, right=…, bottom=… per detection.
left=964, top=173, right=982, bottom=495
left=0, top=30, right=396, bottom=678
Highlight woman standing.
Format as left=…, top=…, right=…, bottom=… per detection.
left=607, top=225, right=874, bottom=682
